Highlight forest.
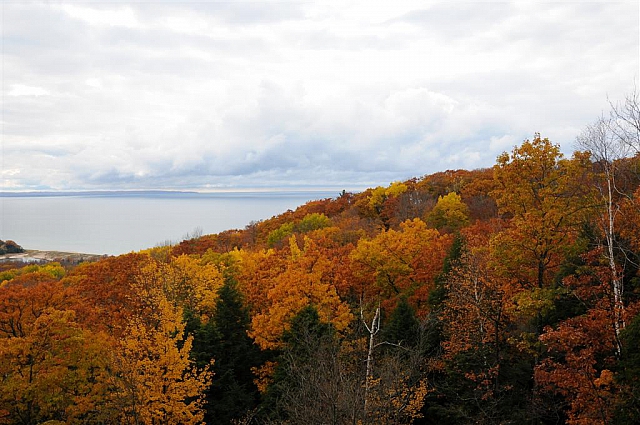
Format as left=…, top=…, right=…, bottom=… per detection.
left=1, top=94, right=640, bottom=424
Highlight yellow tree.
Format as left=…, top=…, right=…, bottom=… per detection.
left=248, top=236, right=352, bottom=350
left=426, top=191, right=470, bottom=231
left=0, top=309, right=115, bottom=425
left=491, top=135, right=592, bottom=289
left=154, top=254, right=224, bottom=320
left=113, top=283, right=212, bottom=425
left=229, top=247, right=286, bottom=317
left=350, top=218, right=451, bottom=314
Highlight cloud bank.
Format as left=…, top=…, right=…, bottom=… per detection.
left=2, top=1, right=638, bottom=191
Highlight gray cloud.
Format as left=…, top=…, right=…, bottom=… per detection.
left=2, top=1, right=638, bottom=191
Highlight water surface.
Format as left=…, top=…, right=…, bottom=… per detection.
left=0, top=191, right=336, bottom=255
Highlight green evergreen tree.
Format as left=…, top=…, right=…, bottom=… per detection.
left=190, top=278, right=263, bottom=424
left=261, top=305, right=337, bottom=422
left=383, top=297, right=419, bottom=348
left=615, top=313, right=640, bottom=423
left=428, top=233, right=464, bottom=310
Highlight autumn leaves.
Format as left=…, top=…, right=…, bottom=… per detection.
left=2, top=127, right=640, bottom=423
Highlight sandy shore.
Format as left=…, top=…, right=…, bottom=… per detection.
left=0, top=249, right=107, bottom=263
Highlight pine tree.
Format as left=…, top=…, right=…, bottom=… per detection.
left=261, top=305, right=337, bottom=422
left=191, top=278, right=262, bottom=424
left=383, top=297, right=419, bottom=348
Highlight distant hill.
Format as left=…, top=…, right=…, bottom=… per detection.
left=0, top=240, right=23, bottom=255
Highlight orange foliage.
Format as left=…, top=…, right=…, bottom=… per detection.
left=65, top=253, right=152, bottom=335
left=536, top=308, right=620, bottom=425
left=350, top=218, right=451, bottom=315
left=0, top=277, right=67, bottom=338
left=247, top=237, right=352, bottom=350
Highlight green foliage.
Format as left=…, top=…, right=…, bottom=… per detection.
left=266, top=214, right=332, bottom=247
left=383, top=297, right=419, bottom=348
left=296, top=213, right=332, bottom=233
left=266, top=222, right=295, bottom=247
left=0, top=262, right=66, bottom=286
left=189, top=278, right=263, bottom=425
left=261, top=305, right=335, bottom=421
left=615, top=314, right=640, bottom=423
left=0, top=270, right=18, bottom=285
left=429, top=233, right=464, bottom=310
left=0, top=240, right=23, bottom=255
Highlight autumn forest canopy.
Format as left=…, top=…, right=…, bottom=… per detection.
left=2, top=92, right=640, bottom=424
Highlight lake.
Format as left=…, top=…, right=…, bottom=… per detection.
left=0, top=191, right=338, bottom=255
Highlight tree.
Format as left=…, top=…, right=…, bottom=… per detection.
left=153, top=254, right=224, bottom=320
left=350, top=218, right=451, bottom=314
left=609, top=86, right=640, bottom=154
left=192, top=278, right=262, bottom=424
left=492, top=135, right=592, bottom=289
left=615, top=311, right=640, bottom=423
left=0, top=309, right=115, bottom=425
left=261, top=305, right=348, bottom=423
left=577, top=116, right=631, bottom=353
left=66, top=254, right=152, bottom=336
left=536, top=309, right=619, bottom=425
left=426, top=192, right=470, bottom=231
left=0, top=240, right=24, bottom=255
left=113, top=286, right=212, bottom=425
left=439, top=244, right=521, bottom=422
left=383, top=297, right=420, bottom=348
left=248, top=236, right=352, bottom=350
left=535, top=249, right=639, bottom=424
left=0, top=278, right=66, bottom=339
left=355, top=181, right=409, bottom=229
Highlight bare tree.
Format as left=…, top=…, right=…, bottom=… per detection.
left=362, top=305, right=381, bottom=416
left=609, top=85, right=640, bottom=154
left=576, top=112, right=632, bottom=354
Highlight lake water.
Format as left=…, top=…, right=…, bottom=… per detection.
left=0, top=191, right=337, bottom=255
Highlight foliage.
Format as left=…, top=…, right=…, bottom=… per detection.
left=248, top=236, right=352, bottom=350
left=0, top=240, right=23, bottom=255
left=5, top=118, right=640, bottom=424
left=266, top=213, right=333, bottom=247
left=491, top=134, right=592, bottom=289
left=190, top=278, right=263, bottom=424
left=350, top=218, right=451, bottom=314
left=426, top=192, right=470, bottom=231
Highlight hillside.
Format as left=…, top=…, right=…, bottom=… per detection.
left=2, top=133, right=640, bottom=424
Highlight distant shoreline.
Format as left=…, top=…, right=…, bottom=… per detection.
left=0, top=250, right=107, bottom=263
left=0, top=190, right=198, bottom=197
left=0, top=188, right=358, bottom=198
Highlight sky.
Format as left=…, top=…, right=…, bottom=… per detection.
left=2, top=1, right=639, bottom=192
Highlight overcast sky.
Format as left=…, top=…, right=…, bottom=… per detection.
left=2, top=1, right=638, bottom=191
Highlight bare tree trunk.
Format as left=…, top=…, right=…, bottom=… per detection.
left=577, top=115, right=630, bottom=355
left=362, top=306, right=380, bottom=417
left=604, top=173, right=625, bottom=355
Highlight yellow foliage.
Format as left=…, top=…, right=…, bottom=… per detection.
left=0, top=309, right=115, bottom=424
left=386, top=181, right=408, bottom=197
left=134, top=254, right=224, bottom=321
left=350, top=218, right=450, bottom=310
left=510, top=287, right=559, bottom=320
left=367, top=182, right=408, bottom=214
left=365, top=373, right=429, bottom=424
left=426, top=191, right=470, bottom=230
left=114, top=288, right=212, bottom=425
left=251, top=360, right=277, bottom=394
